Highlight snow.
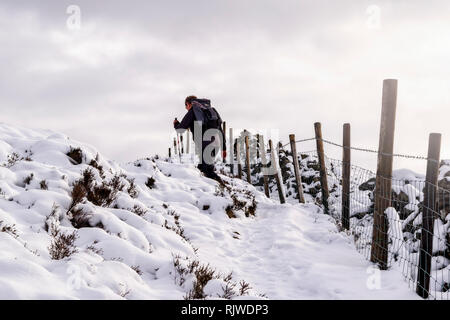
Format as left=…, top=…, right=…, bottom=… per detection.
left=393, top=169, right=425, bottom=181
left=0, top=122, right=418, bottom=299
left=196, top=202, right=417, bottom=299
left=439, top=160, right=450, bottom=181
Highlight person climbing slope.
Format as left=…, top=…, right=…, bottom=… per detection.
left=173, top=95, right=226, bottom=184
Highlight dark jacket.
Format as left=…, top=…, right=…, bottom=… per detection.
left=174, top=104, right=196, bottom=134
left=174, top=101, right=226, bottom=151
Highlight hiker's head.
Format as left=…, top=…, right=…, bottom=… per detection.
left=185, top=95, right=197, bottom=110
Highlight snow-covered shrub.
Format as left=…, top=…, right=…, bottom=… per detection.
left=72, top=168, right=125, bottom=208
left=130, top=204, right=147, bottom=216
left=172, top=254, right=259, bottom=300
left=70, top=207, right=91, bottom=229
left=186, top=262, right=217, bottom=299
left=218, top=183, right=257, bottom=218
left=0, top=220, right=18, bottom=238
left=23, top=173, right=34, bottom=186
left=88, top=154, right=105, bottom=178
left=66, top=146, right=83, bottom=165
left=2, top=152, right=21, bottom=168
left=164, top=210, right=189, bottom=243
left=145, top=177, right=156, bottom=189
left=48, top=225, right=78, bottom=260
left=39, top=180, right=48, bottom=190
left=127, top=178, right=138, bottom=198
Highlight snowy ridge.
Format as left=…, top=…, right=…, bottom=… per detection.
left=0, top=123, right=417, bottom=299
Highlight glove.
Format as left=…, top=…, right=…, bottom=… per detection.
left=173, top=118, right=180, bottom=128
left=222, top=150, right=227, bottom=159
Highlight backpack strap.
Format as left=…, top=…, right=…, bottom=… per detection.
left=192, top=103, right=205, bottom=123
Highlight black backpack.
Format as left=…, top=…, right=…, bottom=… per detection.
left=192, top=98, right=222, bottom=131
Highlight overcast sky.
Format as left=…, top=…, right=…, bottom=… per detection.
left=1, top=0, right=449, bottom=173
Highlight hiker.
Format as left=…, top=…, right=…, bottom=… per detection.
left=173, top=96, right=226, bottom=183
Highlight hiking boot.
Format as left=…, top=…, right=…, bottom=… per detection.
left=197, top=163, right=224, bottom=185
left=207, top=172, right=225, bottom=185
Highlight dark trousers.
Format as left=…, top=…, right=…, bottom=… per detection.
left=196, top=141, right=217, bottom=178
left=197, top=163, right=215, bottom=177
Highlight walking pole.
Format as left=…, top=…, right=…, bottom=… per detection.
left=177, top=133, right=182, bottom=163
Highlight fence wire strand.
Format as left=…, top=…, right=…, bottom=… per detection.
left=284, top=137, right=433, bottom=162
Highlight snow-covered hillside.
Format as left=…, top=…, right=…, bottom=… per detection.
left=0, top=123, right=417, bottom=299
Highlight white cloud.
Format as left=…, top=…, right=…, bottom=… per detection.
left=0, top=1, right=449, bottom=173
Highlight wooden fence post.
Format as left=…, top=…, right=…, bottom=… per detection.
left=370, top=79, right=398, bottom=269
left=259, top=135, right=270, bottom=198
left=416, top=133, right=441, bottom=299
left=229, top=128, right=234, bottom=175
left=222, top=122, right=227, bottom=163
left=342, top=123, right=351, bottom=230
left=256, top=133, right=260, bottom=160
left=245, top=135, right=252, bottom=184
left=314, top=122, right=329, bottom=214
left=269, top=139, right=286, bottom=204
left=289, top=134, right=305, bottom=203
left=236, top=138, right=243, bottom=179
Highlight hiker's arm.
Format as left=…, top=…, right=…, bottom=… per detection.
left=174, top=109, right=194, bottom=132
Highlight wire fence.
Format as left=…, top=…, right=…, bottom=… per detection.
left=292, top=140, right=450, bottom=300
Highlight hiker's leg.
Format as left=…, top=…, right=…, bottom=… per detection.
left=198, top=141, right=223, bottom=183
left=197, top=163, right=207, bottom=175
left=197, top=162, right=213, bottom=176
left=204, top=164, right=216, bottom=178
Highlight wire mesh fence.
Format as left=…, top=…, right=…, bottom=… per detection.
left=293, top=142, right=450, bottom=300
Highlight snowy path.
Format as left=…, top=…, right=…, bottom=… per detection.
left=185, top=191, right=419, bottom=299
